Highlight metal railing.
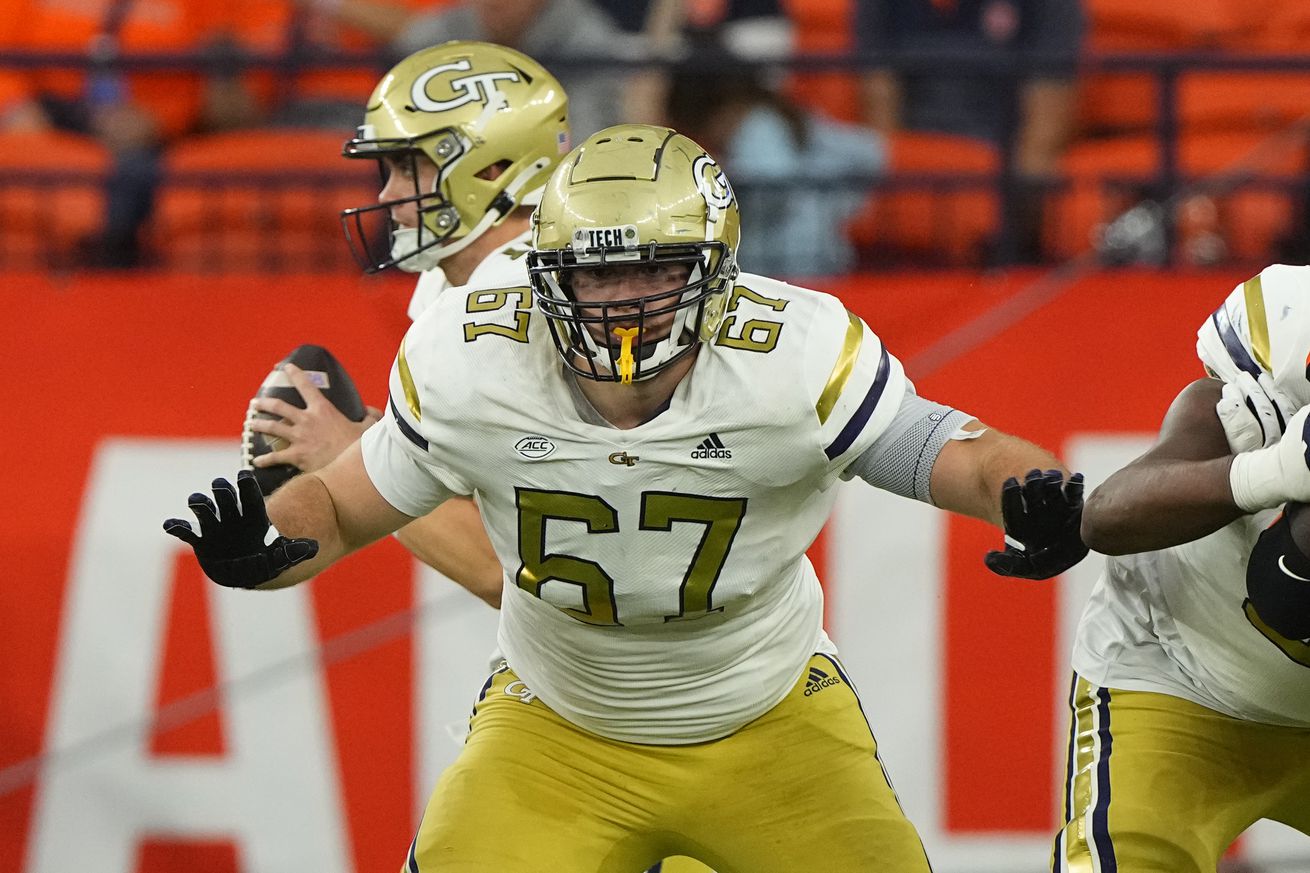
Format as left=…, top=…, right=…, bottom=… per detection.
left=0, top=50, right=1306, bottom=272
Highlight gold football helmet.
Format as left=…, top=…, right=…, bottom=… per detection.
left=341, top=41, right=569, bottom=273
left=529, top=124, right=741, bottom=383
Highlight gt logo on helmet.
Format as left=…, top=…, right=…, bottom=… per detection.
left=409, top=59, right=521, bottom=113
left=693, top=154, right=735, bottom=211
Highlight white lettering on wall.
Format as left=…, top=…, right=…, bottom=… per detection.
left=28, top=440, right=351, bottom=873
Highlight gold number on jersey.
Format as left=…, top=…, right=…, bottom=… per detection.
left=516, top=489, right=621, bottom=626
left=640, top=492, right=747, bottom=621
left=1243, top=599, right=1310, bottom=668
left=514, top=488, right=749, bottom=626
left=463, top=286, right=532, bottom=343
left=715, top=285, right=788, bottom=353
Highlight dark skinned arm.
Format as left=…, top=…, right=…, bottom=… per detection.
left=1081, top=377, right=1242, bottom=555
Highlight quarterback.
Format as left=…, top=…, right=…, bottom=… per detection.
left=167, top=125, right=1087, bottom=871
left=242, top=41, right=571, bottom=605
left=1057, top=264, right=1310, bottom=873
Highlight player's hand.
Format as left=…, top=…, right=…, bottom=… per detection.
left=984, top=469, right=1088, bottom=580
left=162, top=470, right=318, bottom=589
left=1216, top=372, right=1296, bottom=453
left=246, top=363, right=382, bottom=474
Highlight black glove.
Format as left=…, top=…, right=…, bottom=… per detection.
left=984, top=469, right=1088, bottom=580
left=163, top=469, right=318, bottom=589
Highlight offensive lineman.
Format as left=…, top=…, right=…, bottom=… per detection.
left=240, top=44, right=714, bottom=873
left=1056, top=264, right=1310, bottom=872
left=167, top=124, right=1088, bottom=872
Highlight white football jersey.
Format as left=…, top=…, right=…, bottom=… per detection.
left=405, top=231, right=535, bottom=320
left=361, top=272, right=909, bottom=743
left=1074, top=508, right=1310, bottom=727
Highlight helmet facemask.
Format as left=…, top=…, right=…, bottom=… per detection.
left=531, top=124, right=743, bottom=383
left=341, top=127, right=489, bottom=274
left=529, top=238, right=734, bottom=383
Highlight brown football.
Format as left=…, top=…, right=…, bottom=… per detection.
left=241, top=345, right=366, bottom=495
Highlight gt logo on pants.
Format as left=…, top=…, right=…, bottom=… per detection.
left=505, top=680, right=537, bottom=704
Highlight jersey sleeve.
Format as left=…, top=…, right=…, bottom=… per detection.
left=359, top=329, right=472, bottom=516
left=804, top=303, right=910, bottom=473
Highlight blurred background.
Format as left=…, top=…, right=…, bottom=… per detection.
left=3, top=0, right=1310, bottom=871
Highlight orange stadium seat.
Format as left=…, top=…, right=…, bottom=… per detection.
left=1048, top=130, right=1308, bottom=261
left=1062, top=0, right=1310, bottom=263
left=1261, top=1, right=1310, bottom=50
left=0, top=131, right=109, bottom=268
left=784, top=0, right=860, bottom=123
left=226, top=0, right=441, bottom=113
left=152, top=129, right=375, bottom=272
left=1078, top=0, right=1310, bottom=137
left=847, top=131, right=999, bottom=264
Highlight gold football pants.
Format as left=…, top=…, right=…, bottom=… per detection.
left=1053, top=676, right=1310, bottom=873
left=405, top=654, right=933, bottom=872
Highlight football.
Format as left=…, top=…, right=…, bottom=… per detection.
left=241, top=344, right=367, bottom=495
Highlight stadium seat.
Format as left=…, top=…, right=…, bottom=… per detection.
left=847, top=130, right=1000, bottom=265
left=152, top=128, right=374, bottom=272
left=783, top=0, right=860, bottom=124
left=1077, top=0, right=1245, bottom=135
left=1047, top=130, right=1308, bottom=261
left=0, top=131, right=109, bottom=269
left=1061, top=0, right=1310, bottom=262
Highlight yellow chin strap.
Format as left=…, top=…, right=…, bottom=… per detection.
left=612, top=327, right=640, bottom=385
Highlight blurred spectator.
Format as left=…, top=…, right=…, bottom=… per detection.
left=667, top=38, right=886, bottom=276
left=855, top=0, right=1085, bottom=261
left=0, top=1, right=262, bottom=267
left=290, top=0, right=650, bottom=139
left=598, top=0, right=794, bottom=60
left=613, top=0, right=796, bottom=138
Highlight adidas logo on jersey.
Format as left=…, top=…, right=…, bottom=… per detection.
left=691, top=432, right=732, bottom=459
left=804, top=666, right=841, bottom=696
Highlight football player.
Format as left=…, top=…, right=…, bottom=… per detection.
left=241, top=40, right=570, bottom=606
left=1055, top=264, right=1310, bottom=873
left=167, top=124, right=1088, bottom=872
left=237, top=43, right=712, bottom=873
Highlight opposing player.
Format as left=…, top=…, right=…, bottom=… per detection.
left=166, top=124, right=1087, bottom=872
left=242, top=40, right=571, bottom=605
left=1056, top=264, right=1310, bottom=872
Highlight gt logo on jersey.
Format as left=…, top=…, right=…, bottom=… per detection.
left=409, top=59, right=520, bottom=113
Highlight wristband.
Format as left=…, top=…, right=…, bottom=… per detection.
left=1230, top=450, right=1290, bottom=512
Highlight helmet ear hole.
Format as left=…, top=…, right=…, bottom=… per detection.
left=476, top=159, right=513, bottom=181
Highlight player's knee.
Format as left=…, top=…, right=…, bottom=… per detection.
left=1248, top=505, right=1310, bottom=639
